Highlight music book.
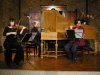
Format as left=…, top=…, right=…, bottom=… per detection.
left=28, top=32, right=37, bottom=41
left=21, top=33, right=32, bottom=43
left=75, top=29, right=84, bottom=38
left=66, top=29, right=84, bottom=39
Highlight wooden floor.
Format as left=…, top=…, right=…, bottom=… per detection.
left=0, top=51, right=100, bottom=71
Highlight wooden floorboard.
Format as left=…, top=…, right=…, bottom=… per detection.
left=0, top=51, right=100, bottom=71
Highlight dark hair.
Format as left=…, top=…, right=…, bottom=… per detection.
left=74, top=19, right=82, bottom=25
left=8, top=18, right=16, bottom=26
left=9, top=18, right=15, bottom=22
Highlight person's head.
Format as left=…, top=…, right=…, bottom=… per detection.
left=86, top=14, right=90, bottom=18
left=77, top=20, right=82, bottom=26
left=32, top=21, right=37, bottom=28
left=9, top=18, right=16, bottom=26
left=33, top=22, right=36, bottom=26
left=74, top=19, right=82, bottom=26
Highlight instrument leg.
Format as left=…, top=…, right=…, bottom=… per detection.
left=55, top=40, right=58, bottom=59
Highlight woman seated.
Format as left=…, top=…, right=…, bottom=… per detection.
left=64, top=19, right=85, bottom=63
left=3, top=18, right=26, bottom=66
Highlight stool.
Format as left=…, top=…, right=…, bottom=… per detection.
left=25, top=43, right=38, bottom=61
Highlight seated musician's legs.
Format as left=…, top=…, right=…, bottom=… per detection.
left=71, top=43, right=78, bottom=61
left=3, top=41, right=12, bottom=65
left=4, top=49, right=12, bottom=65
left=13, top=42, right=24, bottom=65
left=34, top=36, right=41, bottom=57
left=64, top=43, right=72, bottom=60
left=38, top=44, right=41, bottom=57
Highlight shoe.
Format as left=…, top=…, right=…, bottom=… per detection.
left=18, top=60, right=24, bottom=66
left=68, top=58, right=76, bottom=64
left=10, top=63, right=19, bottom=68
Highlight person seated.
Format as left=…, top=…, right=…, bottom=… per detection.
left=30, top=22, right=41, bottom=57
left=64, top=19, right=85, bottom=63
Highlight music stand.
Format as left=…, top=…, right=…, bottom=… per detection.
left=21, top=33, right=32, bottom=43
left=21, top=33, right=32, bottom=63
left=66, top=30, right=75, bottom=39
left=28, top=32, right=37, bottom=42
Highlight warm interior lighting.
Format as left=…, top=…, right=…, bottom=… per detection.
left=48, top=6, right=56, bottom=10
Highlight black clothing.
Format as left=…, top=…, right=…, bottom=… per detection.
left=3, top=26, right=24, bottom=65
left=31, top=27, right=38, bottom=32
left=31, top=27, right=41, bottom=57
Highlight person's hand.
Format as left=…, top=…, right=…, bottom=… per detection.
left=65, top=28, right=69, bottom=30
left=22, top=26, right=26, bottom=30
left=20, top=26, right=26, bottom=34
left=12, top=32, right=17, bottom=35
left=6, top=32, right=17, bottom=36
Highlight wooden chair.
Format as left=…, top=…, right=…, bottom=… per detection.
left=76, top=45, right=93, bottom=62
left=25, top=42, right=38, bottom=57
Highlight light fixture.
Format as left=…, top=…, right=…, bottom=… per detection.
left=48, top=6, right=56, bottom=10
left=51, top=0, right=55, bottom=1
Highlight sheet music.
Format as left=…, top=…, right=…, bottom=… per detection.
left=28, top=32, right=37, bottom=41
left=75, top=29, right=84, bottom=38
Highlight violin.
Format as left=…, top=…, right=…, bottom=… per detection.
left=12, top=24, right=26, bottom=30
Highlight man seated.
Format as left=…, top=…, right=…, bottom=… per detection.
left=30, top=22, right=41, bottom=57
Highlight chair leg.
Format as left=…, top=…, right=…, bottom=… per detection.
left=34, top=48, right=36, bottom=57
left=86, top=48, right=91, bottom=61
left=79, top=49, right=84, bottom=63
left=36, top=47, right=38, bottom=55
left=26, top=47, right=29, bottom=61
left=29, top=48, right=30, bottom=55
left=34, top=46, right=38, bottom=57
